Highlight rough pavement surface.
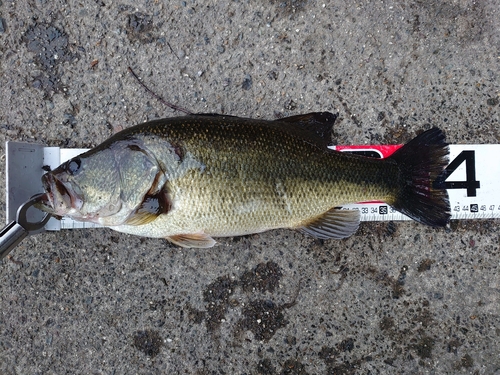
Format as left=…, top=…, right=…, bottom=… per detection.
left=1, top=1, right=499, bottom=374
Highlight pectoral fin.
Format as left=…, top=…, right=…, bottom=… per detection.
left=124, top=190, right=172, bottom=226
left=124, top=211, right=159, bottom=226
left=297, top=208, right=360, bottom=240
left=167, top=233, right=216, bottom=248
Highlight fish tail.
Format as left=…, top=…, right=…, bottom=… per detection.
left=388, top=128, right=450, bottom=227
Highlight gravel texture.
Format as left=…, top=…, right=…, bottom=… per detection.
left=1, top=1, right=499, bottom=374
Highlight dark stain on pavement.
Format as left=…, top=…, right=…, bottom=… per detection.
left=318, top=339, right=367, bottom=374
left=365, top=265, right=407, bottom=299
left=413, top=336, right=435, bottom=359
left=240, top=261, right=283, bottom=293
left=257, top=357, right=310, bottom=375
left=127, top=12, right=155, bottom=43
left=280, top=359, right=309, bottom=374
left=203, top=275, right=238, bottom=332
left=187, top=261, right=296, bottom=342
left=132, top=329, right=163, bottom=357
left=417, top=258, right=435, bottom=272
left=23, top=23, right=78, bottom=96
left=237, top=299, right=291, bottom=341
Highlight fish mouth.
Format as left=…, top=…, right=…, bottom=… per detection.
left=41, top=173, right=83, bottom=214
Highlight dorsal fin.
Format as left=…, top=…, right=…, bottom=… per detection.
left=192, top=113, right=239, bottom=119
left=187, top=111, right=338, bottom=148
left=296, top=208, right=360, bottom=240
left=276, top=112, right=338, bottom=147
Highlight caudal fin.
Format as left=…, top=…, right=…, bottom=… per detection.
left=388, top=128, right=450, bottom=227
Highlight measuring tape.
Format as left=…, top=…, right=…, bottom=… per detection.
left=334, top=144, right=499, bottom=222
left=5, top=142, right=499, bottom=230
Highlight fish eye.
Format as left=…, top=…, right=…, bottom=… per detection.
left=67, top=158, right=81, bottom=175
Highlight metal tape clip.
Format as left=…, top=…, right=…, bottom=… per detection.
left=0, top=194, right=51, bottom=260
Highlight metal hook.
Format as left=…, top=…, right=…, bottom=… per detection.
left=16, top=193, right=51, bottom=233
left=0, top=194, right=51, bottom=260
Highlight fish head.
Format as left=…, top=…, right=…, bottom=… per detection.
left=39, top=142, right=163, bottom=226
left=39, top=148, right=123, bottom=223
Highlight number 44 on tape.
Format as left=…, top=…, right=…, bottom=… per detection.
left=334, top=144, right=500, bottom=222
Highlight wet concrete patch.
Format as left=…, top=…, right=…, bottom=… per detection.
left=318, top=339, right=369, bottom=374
left=127, top=12, right=155, bottom=43
left=268, top=0, right=308, bottom=16
left=417, top=258, right=435, bottom=272
left=132, top=329, right=163, bottom=357
left=187, top=261, right=296, bottom=342
left=203, top=275, right=238, bottom=332
left=280, top=359, right=309, bottom=374
left=240, top=261, right=283, bottom=293
left=455, top=354, right=474, bottom=369
left=23, top=23, right=78, bottom=96
left=238, top=299, right=291, bottom=341
left=256, top=358, right=277, bottom=374
left=413, top=336, right=435, bottom=359
left=256, top=358, right=309, bottom=375
left=365, top=265, right=407, bottom=299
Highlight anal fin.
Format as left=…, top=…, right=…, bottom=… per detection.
left=297, top=208, right=360, bottom=240
left=167, top=233, right=216, bottom=248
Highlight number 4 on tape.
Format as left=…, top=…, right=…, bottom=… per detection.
left=438, top=150, right=479, bottom=197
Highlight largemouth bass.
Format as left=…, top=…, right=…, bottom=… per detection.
left=37, top=112, right=450, bottom=248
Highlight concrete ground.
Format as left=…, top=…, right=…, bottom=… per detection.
left=1, top=0, right=499, bottom=374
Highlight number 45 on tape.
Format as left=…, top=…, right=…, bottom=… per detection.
left=334, top=144, right=500, bottom=222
